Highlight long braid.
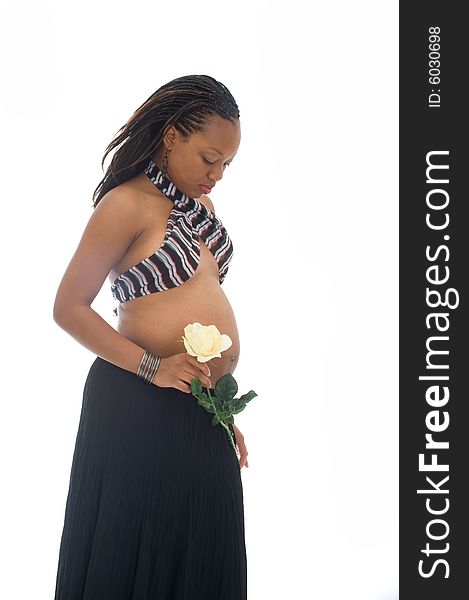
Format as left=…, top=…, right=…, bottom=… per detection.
left=92, top=75, right=240, bottom=208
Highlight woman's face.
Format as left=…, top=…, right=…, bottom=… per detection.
left=153, top=115, right=241, bottom=198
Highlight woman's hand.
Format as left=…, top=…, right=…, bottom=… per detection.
left=152, top=353, right=212, bottom=393
left=233, top=424, right=249, bottom=469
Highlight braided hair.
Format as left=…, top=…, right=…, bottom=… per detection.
left=91, top=74, right=240, bottom=208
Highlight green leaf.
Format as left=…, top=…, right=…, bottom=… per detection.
left=194, top=379, right=257, bottom=424
left=210, top=395, right=223, bottom=408
left=214, top=373, right=238, bottom=401
left=238, top=390, right=257, bottom=404
left=197, top=399, right=213, bottom=410
left=191, top=378, right=203, bottom=395
left=224, top=399, right=236, bottom=412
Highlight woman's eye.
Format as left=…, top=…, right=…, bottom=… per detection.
left=203, top=157, right=230, bottom=168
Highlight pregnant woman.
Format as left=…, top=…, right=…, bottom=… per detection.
left=53, top=74, right=249, bottom=599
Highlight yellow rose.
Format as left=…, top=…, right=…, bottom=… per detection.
left=182, top=322, right=232, bottom=363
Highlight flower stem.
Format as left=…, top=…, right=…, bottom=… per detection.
left=206, top=387, right=238, bottom=454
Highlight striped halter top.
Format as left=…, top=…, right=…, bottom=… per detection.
left=110, top=158, right=234, bottom=312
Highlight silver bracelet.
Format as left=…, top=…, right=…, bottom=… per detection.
left=137, top=350, right=161, bottom=384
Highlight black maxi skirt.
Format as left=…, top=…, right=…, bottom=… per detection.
left=53, top=356, right=247, bottom=600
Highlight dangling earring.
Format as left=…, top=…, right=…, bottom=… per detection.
left=162, top=148, right=169, bottom=175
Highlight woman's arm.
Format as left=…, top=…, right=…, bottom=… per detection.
left=53, top=187, right=147, bottom=375
left=54, top=304, right=146, bottom=375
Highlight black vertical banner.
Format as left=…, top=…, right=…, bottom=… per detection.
left=400, top=4, right=467, bottom=598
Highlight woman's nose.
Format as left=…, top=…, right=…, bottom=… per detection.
left=208, top=164, right=224, bottom=182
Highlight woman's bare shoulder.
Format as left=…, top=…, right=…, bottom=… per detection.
left=98, top=179, right=145, bottom=210
left=200, top=193, right=215, bottom=214
left=96, top=179, right=153, bottom=231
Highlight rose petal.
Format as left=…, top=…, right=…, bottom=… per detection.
left=183, top=337, right=197, bottom=356
left=218, top=334, right=233, bottom=352
left=197, top=354, right=212, bottom=363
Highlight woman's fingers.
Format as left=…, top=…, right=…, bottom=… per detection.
left=153, top=354, right=212, bottom=392
left=182, top=369, right=211, bottom=389
left=233, top=425, right=249, bottom=469
left=183, top=358, right=211, bottom=388
left=175, top=379, right=192, bottom=393
left=189, top=356, right=211, bottom=377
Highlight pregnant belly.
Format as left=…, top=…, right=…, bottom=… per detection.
left=116, top=276, right=240, bottom=385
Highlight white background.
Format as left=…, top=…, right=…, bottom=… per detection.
left=0, top=0, right=398, bottom=598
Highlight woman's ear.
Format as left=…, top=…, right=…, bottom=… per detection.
left=162, top=125, right=178, bottom=149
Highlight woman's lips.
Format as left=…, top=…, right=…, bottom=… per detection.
left=200, top=185, right=213, bottom=194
